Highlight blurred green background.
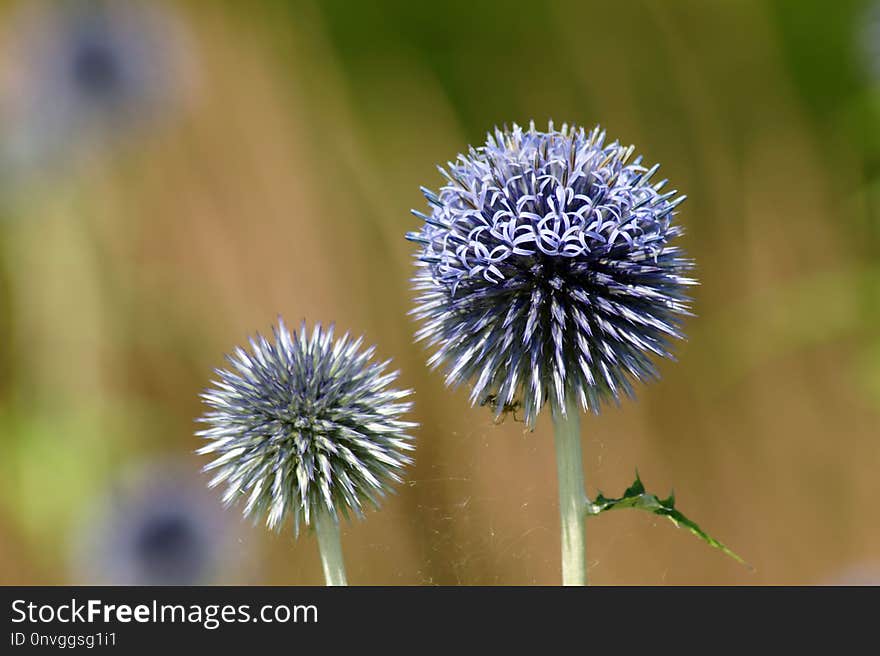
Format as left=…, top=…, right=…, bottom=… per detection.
left=0, top=0, right=878, bottom=585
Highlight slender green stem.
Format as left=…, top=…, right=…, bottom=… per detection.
left=552, top=396, right=587, bottom=586
left=314, top=511, right=348, bottom=586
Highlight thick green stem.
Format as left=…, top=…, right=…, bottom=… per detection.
left=314, top=511, right=348, bottom=586
left=552, top=396, right=587, bottom=586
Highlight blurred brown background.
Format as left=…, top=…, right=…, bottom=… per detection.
left=0, top=0, right=878, bottom=585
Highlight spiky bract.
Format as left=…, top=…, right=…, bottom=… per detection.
left=407, top=122, right=696, bottom=428
left=197, top=320, right=416, bottom=533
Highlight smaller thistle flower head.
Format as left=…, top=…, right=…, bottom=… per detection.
left=197, top=319, right=416, bottom=534
left=407, top=121, right=697, bottom=428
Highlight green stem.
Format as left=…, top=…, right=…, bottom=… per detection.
left=314, top=511, right=348, bottom=586
left=552, top=396, right=587, bottom=586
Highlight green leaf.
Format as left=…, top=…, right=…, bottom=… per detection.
left=586, top=471, right=749, bottom=567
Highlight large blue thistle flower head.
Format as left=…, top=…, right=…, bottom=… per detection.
left=407, top=121, right=697, bottom=428
left=197, top=319, right=416, bottom=534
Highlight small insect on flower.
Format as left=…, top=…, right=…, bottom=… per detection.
left=479, top=393, right=524, bottom=425
left=196, top=319, right=417, bottom=534
left=407, top=121, right=697, bottom=428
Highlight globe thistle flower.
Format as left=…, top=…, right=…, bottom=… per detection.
left=0, top=0, right=192, bottom=179
left=407, top=121, right=709, bottom=585
left=70, top=463, right=240, bottom=586
left=407, top=121, right=696, bottom=429
left=197, top=318, right=415, bottom=537
left=197, top=319, right=415, bottom=585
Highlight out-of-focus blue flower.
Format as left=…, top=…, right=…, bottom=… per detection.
left=823, top=562, right=880, bottom=585
left=860, top=2, right=880, bottom=82
left=407, top=122, right=696, bottom=427
left=71, top=463, right=236, bottom=585
left=1, top=0, right=191, bottom=175
left=197, top=319, right=417, bottom=534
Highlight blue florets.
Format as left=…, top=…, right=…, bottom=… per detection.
left=197, top=320, right=416, bottom=533
left=407, top=122, right=696, bottom=428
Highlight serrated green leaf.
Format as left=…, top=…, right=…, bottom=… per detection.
left=587, top=471, right=748, bottom=567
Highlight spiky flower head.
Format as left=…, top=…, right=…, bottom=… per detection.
left=407, top=122, right=696, bottom=428
left=197, top=319, right=416, bottom=533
